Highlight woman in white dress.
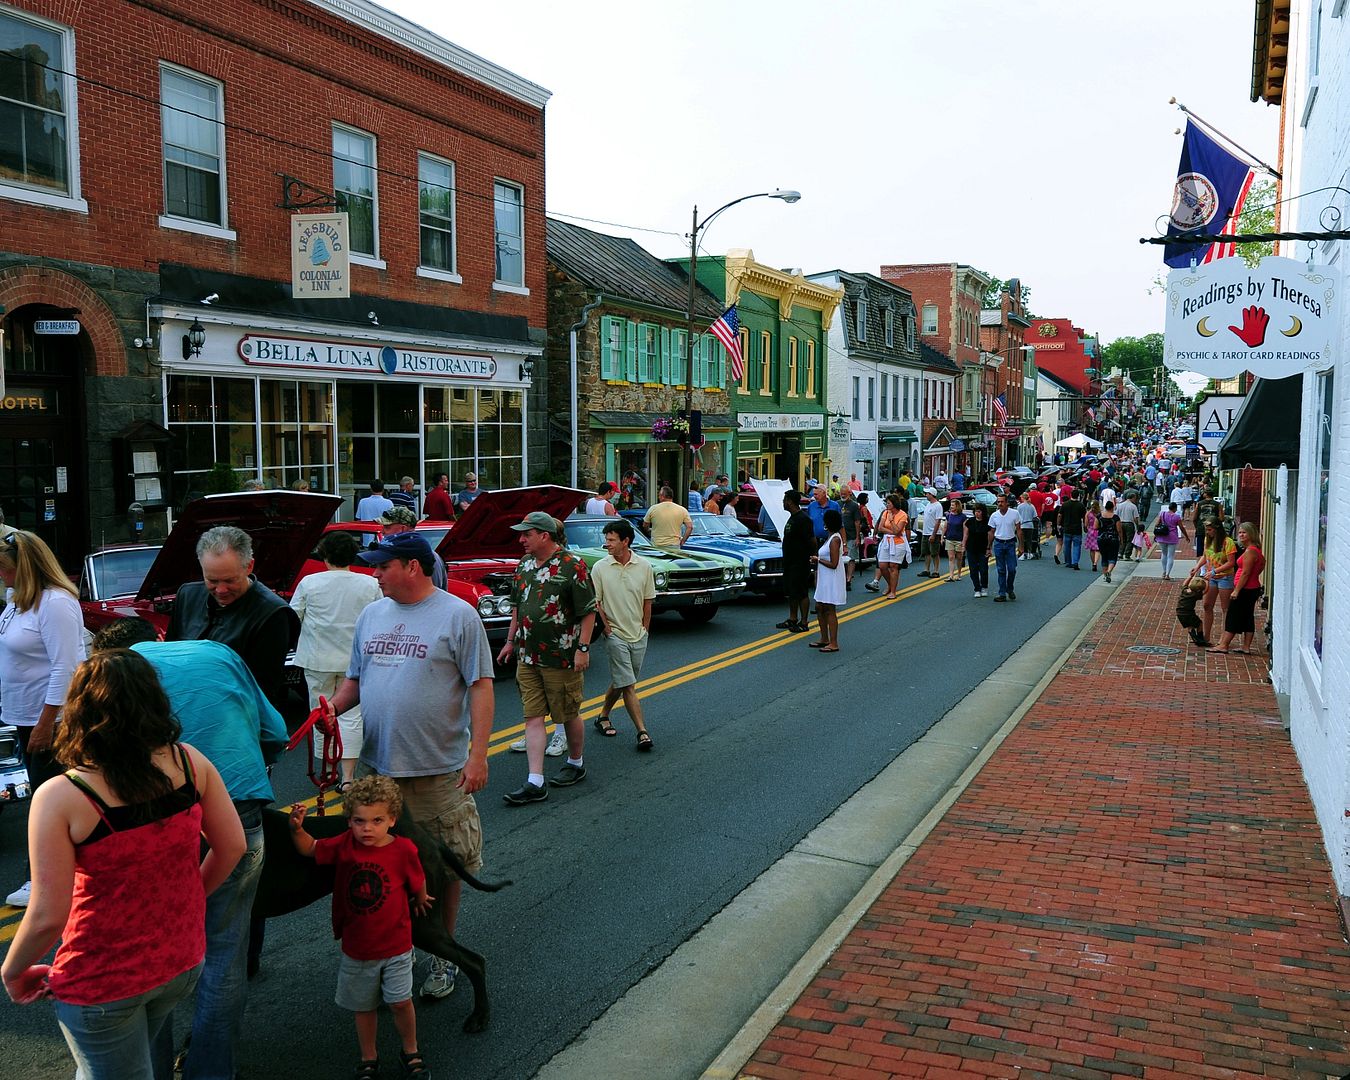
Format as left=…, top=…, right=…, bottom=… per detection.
left=809, top=508, right=846, bottom=654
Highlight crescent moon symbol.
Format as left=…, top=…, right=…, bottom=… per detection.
left=1196, top=317, right=1216, bottom=337
left=1281, top=315, right=1302, bottom=337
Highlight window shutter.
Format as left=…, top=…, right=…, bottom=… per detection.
left=660, top=327, right=672, bottom=384
left=693, top=334, right=707, bottom=388
left=625, top=320, right=638, bottom=382
left=716, top=337, right=726, bottom=387
left=599, top=316, right=617, bottom=379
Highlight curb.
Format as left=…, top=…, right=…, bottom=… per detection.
left=701, top=563, right=1135, bottom=1080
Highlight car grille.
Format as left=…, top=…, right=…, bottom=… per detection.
left=666, top=569, right=723, bottom=590
left=756, top=558, right=783, bottom=575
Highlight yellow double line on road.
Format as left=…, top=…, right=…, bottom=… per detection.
left=0, top=567, right=970, bottom=943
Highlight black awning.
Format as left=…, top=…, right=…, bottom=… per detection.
left=1217, top=375, right=1302, bottom=470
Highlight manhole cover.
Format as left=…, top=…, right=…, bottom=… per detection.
left=1128, top=645, right=1182, bottom=655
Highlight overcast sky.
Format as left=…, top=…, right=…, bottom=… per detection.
left=384, top=0, right=1279, bottom=353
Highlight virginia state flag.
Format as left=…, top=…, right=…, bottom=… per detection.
left=1164, top=121, right=1255, bottom=268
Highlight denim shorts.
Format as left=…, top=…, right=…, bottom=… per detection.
left=335, top=949, right=414, bottom=1012
left=1213, top=576, right=1235, bottom=590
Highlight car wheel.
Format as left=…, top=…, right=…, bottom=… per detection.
left=678, top=605, right=719, bottom=624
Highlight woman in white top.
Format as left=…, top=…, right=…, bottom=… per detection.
left=721, top=491, right=740, bottom=519
left=0, top=529, right=86, bottom=907
left=584, top=481, right=619, bottom=516
left=809, top=508, right=846, bottom=654
left=289, top=531, right=383, bottom=788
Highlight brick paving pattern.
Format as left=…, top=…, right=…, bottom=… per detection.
left=742, top=578, right=1350, bottom=1078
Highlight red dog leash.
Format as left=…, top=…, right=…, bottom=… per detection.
left=285, top=696, right=343, bottom=814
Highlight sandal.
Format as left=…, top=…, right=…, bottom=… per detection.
left=1206, top=647, right=1229, bottom=654
left=400, top=1050, right=431, bottom=1079
left=335, top=780, right=354, bottom=794
left=808, top=641, right=827, bottom=648
left=818, top=646, right=840, bottom=653
left=593, top=716, right=617, bottom=737
left=353, top=1061, right=379, bottom=1080
left=774, top=619, right=796, bottom=629
left=636, top=731, right=653, bottom=752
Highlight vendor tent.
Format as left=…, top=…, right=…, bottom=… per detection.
left=1054, top=433, right=1104, bottom=450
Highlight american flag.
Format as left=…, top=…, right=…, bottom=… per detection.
left=708, top=306, right=744, bottom=383
left=1084, top=406, right=1096, bottom=423
left=1204, top=168, right=1256, bottom=263
left=992, top=393, right=1008, bottom=425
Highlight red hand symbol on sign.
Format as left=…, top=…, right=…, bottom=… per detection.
left=1227, top=306, right=1269, bottom=348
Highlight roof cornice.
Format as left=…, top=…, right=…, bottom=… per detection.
left=725, top=250, right=843, bottom=328
left=310, top=0, right=552, bottom=108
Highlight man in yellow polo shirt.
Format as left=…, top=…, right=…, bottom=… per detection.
left=591, top=518, right=656, bottom=750
left=642, top=485, right=693, bottom=550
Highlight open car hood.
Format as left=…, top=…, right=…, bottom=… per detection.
left=436, top=485, right=590, bottom=562
left=137, top=491, right=343, bottom=601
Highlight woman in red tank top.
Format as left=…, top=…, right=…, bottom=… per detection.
left=1, top=650, right=245, bottom=1080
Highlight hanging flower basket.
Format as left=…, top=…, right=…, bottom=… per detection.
left=651, top=416, right=690, bottom=442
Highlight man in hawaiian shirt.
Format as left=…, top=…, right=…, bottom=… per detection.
left=496, top=511, right=598, bottom=805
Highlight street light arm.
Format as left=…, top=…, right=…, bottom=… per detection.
left=693, top=190, right=801, bottom=248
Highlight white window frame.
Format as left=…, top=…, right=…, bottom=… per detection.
left=332, top=122, right=383, bottom=266
left=880, top=372, right=888, bottom=419
left=492, top=178, right=527, bottom=292
left=0, top=6, right=86, bottom=213
left=884, top=307, right=894, bottom=348
left=867, top=376, right=875, bottom=420
left=416, top=151, right=459, bottom=282
left=851, top=376, right=860, bottom=420
left=921, top=303, right=938, bottom=335
left=157, top=63, right=233, bottom=239
left=856, top=297, right=867, bottom=343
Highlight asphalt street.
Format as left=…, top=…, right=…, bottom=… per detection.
left=0, top=553, right=1098, bottom=1079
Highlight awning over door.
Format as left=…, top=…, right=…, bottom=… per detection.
left=1217, top=375, right=1302, bottom=470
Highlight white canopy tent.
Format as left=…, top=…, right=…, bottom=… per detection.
left=1054, top=433, right=1104, bottom=450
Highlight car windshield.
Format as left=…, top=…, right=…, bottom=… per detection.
left=689, top=514, right=750, bottom=538
left=564, top=520, right=655, bottom=550
left=415, top=526, right=450, bottom=549
left=83, top=547, right=161, bottom=600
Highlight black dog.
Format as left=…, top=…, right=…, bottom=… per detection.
left=251, top=807, right=509, bottom=1033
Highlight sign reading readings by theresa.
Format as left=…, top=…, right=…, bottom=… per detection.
left=1164, top=256, right=1338, bottom=379
left=291, top=213, right=350, bottom=299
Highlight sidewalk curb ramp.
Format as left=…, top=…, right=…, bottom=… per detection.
left=531, top=566, right=1133, bottom=1080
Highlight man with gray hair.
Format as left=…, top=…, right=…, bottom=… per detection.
left=167, top=525, right=298, bottom=712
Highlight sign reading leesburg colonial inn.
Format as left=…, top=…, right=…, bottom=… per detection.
left=238, top=334, right=498, bottom=379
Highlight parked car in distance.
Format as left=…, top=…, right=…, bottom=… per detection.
left=563, top=514, right=745, bottom=623
left=621, top=510, right=784, bottom=594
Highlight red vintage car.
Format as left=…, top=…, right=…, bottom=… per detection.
left=291, top=485, right=590, bottom=647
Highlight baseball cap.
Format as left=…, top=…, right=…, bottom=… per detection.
left=510, top=510, right=563, bottom=536
left=357, top=532, right=435, bottom=565
left=380, top=506, right=417, bottom=527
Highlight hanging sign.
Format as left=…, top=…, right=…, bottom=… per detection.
left=34, top=320, right=80, bottom=335
left=1194, top=394, right=1246, bottom=452
left=291, top=213, right=350, bottom=298
left=1164, top=256, right=1339, bottom=378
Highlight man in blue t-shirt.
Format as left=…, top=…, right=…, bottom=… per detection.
left=804, top=483, right=839, bottom=540
left=950, top=470, right=966, bottom=492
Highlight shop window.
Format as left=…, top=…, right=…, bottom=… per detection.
left=417, top=153, right=456, bottom=275
left=160, top=65, right=225, bottom=229
left=166, top=374, right=258, bottom=485
left=1313, top=369, right=1333, bottom=659
left=493, top=179, right=524, bottom=287
left=333, top=124, right=377, bottom=258
left=0, top=7, right=82, bottom=209
left=259, top=378, right=335, bottom=490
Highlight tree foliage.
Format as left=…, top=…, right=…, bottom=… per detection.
left=979, top=274, right=1035, bottom=318
left=1235, top=178, right=1276, bottom=268
left=1100, top=333, right=1178, bottom=396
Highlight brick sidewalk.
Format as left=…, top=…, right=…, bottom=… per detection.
left=742, top=577, right=1350, bottom=1079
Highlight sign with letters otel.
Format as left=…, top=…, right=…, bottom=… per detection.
left=1164, top=255, right=1339, bottom=379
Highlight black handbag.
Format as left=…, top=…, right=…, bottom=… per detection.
left=1153, top=518, right=1169, bottom=537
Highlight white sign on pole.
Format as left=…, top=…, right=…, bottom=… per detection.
left=1195, top=394, right=1246, bottom=452
left=1164, top=256, right=1339, bottom=379
left=291, top=213, right=350, bottom=298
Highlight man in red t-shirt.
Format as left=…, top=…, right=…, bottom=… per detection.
left=422, top=473, right=454, bottom=521
left=291, top=776, right=432, bottom=1079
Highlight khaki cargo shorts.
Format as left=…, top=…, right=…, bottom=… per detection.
left=516, top=662, right=584, bottom=723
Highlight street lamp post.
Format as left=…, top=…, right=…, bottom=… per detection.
left=680, top=189, right=800, bottom=502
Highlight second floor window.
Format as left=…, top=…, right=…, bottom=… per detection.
left=161, top=66, right=224, bottom=225
left=787, top=337, right=798, bottom=396
left=805, top=340, right=816, bottom=398
left=493, top=180, right=524, bottom=286
left=880, top=373, right=888, bottom=418
left=922, top=303, right=938, bottom=335
left=759, top=330, right=772, bottom=394
left=738, top=328, right=750, bottom=393
left=891, top=376, right=899, bottom=418
left=867, top=377, right=875, bottom=420
left=851, top=376, right=860, bottom=420
left=855, top=298, right=867, bottom=343
left=884, top=308, right=894, bottom=348
left=333, top=125, right=377, bottom=257
left=418, top=154, right=455, bottom=273
left=0, top=8, right=76, bottom=199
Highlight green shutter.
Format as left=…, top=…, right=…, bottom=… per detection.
left=689, top=332, right=701, bottom=388
left=624, top=320, right=637, bottom=382
left=715, top=337, right=726, bottom=388
left=660, top=327, right=671, bottom=384
left=599, top=316, right=617, bottom=379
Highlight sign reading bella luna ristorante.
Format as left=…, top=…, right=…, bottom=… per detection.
left=238, top=334, right=498, bottom=380
left=1164, top=256, right=1339, bottom=379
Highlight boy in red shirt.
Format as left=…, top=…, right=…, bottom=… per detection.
left=291, top=776, right=433, bottom=1079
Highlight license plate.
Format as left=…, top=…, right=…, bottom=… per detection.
left=692, top=595, right=710, bottom=605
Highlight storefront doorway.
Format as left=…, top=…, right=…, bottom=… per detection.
left=0, top=308, right=88, bottom=567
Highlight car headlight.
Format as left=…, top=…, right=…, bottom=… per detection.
left=495, top=597, right=512, bottom=616
left=722, top=567, right=733, bottom=582
left=476, top=596, right=495, bottom=616
left=753, top=560, right=765, bottom=573
left=737, top=567, right=746, bottom=580
left=654, top=572, right=667, bottom=589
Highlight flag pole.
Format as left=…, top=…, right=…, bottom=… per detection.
left=1169, top=98, right=1281, bottom=178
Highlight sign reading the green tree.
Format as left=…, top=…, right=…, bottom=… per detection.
left=291, top=213, right=350, bottom=298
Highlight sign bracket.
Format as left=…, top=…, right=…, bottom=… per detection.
left=278, top=174, right=340, bottom=210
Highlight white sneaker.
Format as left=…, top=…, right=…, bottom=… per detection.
left=421, top=957, right=457, bottom=999
left=5, top=881, right=31, bottom=907
left=510, top=729, right=568, bottom=756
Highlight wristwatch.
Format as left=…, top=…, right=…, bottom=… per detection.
left=577, top=643, right=590, bottom=653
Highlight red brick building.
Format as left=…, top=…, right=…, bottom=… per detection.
left=1027, top=318, right=1098, bottom=443
left=880, top=262, right=991, bottom=474
left=979, top=282, right=1034, bottom=469
left=0, top=0, right=548, bottom=562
